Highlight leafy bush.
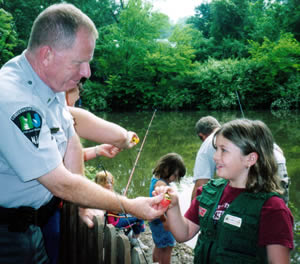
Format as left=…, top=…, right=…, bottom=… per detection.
left=0, top=9, right=17, bottom=66
left=191, top=57, right=283, bottom=110
left=80, top=80, right=109, bottom=112
left=84, top=165, right=97, bottom=181
left=249, top=33, right=300, bottom=109
left=249, top=33, right=300, bottom=84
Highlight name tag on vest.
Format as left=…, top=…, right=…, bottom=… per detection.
left=224, top=214, right=242, bottom=228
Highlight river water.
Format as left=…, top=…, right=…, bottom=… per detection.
left=82, top=110, right=299, bottom=262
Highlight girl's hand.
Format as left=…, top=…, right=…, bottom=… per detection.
left=152, top=185, right=179, bottom=209
left=98, top=144, right=121, bottom=158
left=126, top=195, right=167, bottom=221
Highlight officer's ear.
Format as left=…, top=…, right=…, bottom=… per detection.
left=40, top=46, right=54, bottom=67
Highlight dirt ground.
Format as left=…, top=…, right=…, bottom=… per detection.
left=137, top=224, right=194, bottom=263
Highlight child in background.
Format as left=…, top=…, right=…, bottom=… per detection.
left=95, top=170, right=149, bottom=250
left=149, top=153, right=186, bottom=264
left=153, top=119, right=294, bottom=263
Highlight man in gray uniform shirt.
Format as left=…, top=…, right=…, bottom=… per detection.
left=0, top=3, right=166, bottom=263
left=191, top=116, right=220, bottom=201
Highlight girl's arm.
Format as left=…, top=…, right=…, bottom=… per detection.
left=166, top=198, right=200, bottom=242
left=267, top=245, right=290, bottom=264
left=69, top=107, right=138, bottom=149
left=83, top=144, right=120, bottom=161
left=153, top=186, right=200, bottom=242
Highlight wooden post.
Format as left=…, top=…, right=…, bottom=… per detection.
left=59, top=204, right=145, bottom=264
left=104, top=224, right=117, bottom=264
left=77, top=216, right=87, bottom=263
left=71, top=204, right=79, bottom=264
left=131, top=247, right=147, bottom=264
left=94, top=216, right=104, bottom=263
left=116, top=233, right=131, bottom=264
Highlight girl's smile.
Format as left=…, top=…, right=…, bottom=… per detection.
left=214, top=134, right=251, bottom=188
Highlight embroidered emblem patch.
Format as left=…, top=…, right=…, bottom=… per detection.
left=11, top=107, right=42, bottom=148
left=199, top=206, right=207, bottom=217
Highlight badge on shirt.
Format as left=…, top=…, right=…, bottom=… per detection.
left=11, top=107, right=42, bottom=148
left=224, top=214, right=242, bottom=228
left=199, top=206, right=207, bottom=217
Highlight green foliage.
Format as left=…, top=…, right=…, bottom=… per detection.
left=210, top=0, right=248, bottom=41
left=84, top=165, right=97, bottom=180
left=0, top=0, right=121, bottom=56
left=71, top=0, right=121, bottom=27
left=0, top=8, right=17, bottom=66
left=1, top=0, right=299, bottom=111
left=188, top=32, right=300, bottom=111
left=80, top=80, right=109, bottom=112
left=190, top=57, right=282, bottom=110
left=247, top=0, right=281, bottom=43
left=282, top=0, right=300, bottom=41
left=187, top=2, right=211, bottom=38
left=0, top=0, right=48, bottom=53
left=248, top=32, right=300, bottom=109
left=249, top=33, right=300, bottom=77
left=86, top=0, right=197, bottom=111
left=191, top=58, right=242, bottom=110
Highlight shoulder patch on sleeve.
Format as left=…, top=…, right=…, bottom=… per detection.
left=11, top=107, right=42, bottom=148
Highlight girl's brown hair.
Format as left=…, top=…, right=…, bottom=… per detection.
left=153, top=153, right=186, bottom=182
left=213, top=119, right=282, bottom=194
left=95, top=170, right=114, bottom=187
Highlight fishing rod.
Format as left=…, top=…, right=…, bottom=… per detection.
left=123, top=109, right=157, bottom=196
left=235, top=89, right=245, bottom=118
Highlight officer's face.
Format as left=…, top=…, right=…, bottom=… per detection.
left=46, top=27, right=95, bottom=92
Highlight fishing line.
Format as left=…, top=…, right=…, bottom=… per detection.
left=97, top=162, right=149, bottom=261
left=123, top=109, right=157, bottom=196
left=113, top=191, right=149, bottom=263
left=235, top=89, right=245, bottom=118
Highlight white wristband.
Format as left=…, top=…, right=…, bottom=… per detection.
left=95, top=145, right=100, bottom=157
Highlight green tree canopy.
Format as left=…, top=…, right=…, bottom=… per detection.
left=0, top=8, right=18, bottom=66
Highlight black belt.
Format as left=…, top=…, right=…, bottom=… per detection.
left=0, top=196, right=61, bottom=232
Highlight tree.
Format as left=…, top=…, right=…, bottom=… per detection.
left=82, top=0, right=171, bottom=110
left=70, top=0, right=122, bottom=27
left=0, top=0, right=122, bottom=54
left=210, top=0, right=249, bottom=41
left=0, top=8, right=18, bottom=66
left=187, top=2, right=211, bottom=38
left=0, top=0, right=48, bottom=53
left=249, top=32, right=300, bottom=109
left=279, top=0, right=300, bottom=41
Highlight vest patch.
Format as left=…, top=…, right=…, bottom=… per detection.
left=224, top=214, right=242, bottom=228
left=199, top=206, right=207, bottom=217
left=11, top=107, right=42, bottom=148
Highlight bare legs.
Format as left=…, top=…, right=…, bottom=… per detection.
left=152, top=245, right=173, bottom=264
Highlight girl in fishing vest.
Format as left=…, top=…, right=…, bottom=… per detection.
left=149, top=153, right=186, bottom=264
left=153, top=119, right=294, bottom=264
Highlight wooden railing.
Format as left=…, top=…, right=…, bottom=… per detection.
left=59, top=202, right=146, bottom=264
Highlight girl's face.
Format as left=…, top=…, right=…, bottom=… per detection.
left=213, top=134, right=250, bottom=188
left=104, top=175, right=114, bottom=191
